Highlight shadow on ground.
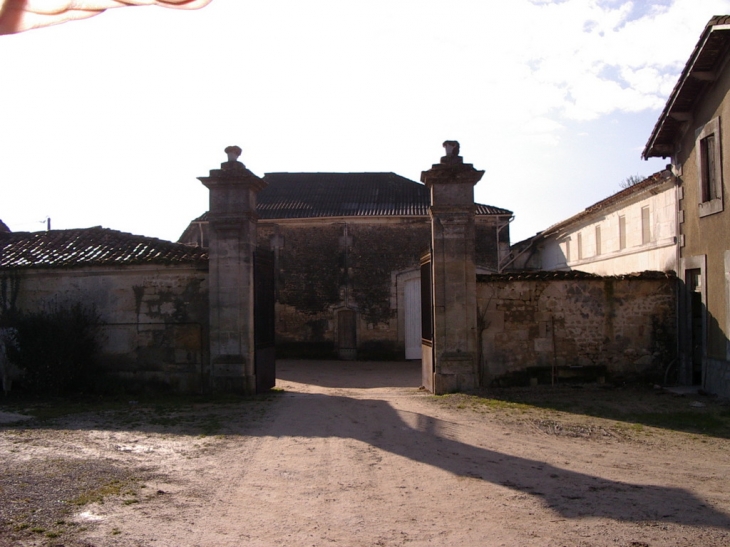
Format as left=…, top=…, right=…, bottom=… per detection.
left=469, top=383, right=730, bottom=439
left=2, top=360, right=730, bottom=530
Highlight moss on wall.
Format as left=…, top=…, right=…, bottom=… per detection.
left=349, top=222, right=429, bottom=324
left=274, top=225, right=342, bottom=314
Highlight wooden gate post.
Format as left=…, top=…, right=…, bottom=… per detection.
left=421, top=141, right=484, bottom=394
left=199, top=146, right=267, bottom=394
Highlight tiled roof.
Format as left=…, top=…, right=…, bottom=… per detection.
left=0, top=220, right=9, bottom=233
left=259, top=172, right=510, bottom=218
left=191, top=172, right=512, bottom=222
left=478, top=270, right=675, bottom=283
left=643, top=16, right=730, bottom=158
left=0, top=227, right=208, bottom=269
left=538, top=169, right=676, bottom=238
left=260, top=172, right=431, bottom=218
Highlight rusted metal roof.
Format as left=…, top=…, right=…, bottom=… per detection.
left=643, top=16, right=730, bottom=159
left=0, top=227, right=208, bottom=269
left=478, top=270, right=675, bottom=283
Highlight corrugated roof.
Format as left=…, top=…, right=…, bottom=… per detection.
left=643, top=15, right=730, bottom=159
left=191, top=172, right=511, bottom=224
left=258, top=173, right=511, bottom=218
left=0, top=227, right=208, bottom=269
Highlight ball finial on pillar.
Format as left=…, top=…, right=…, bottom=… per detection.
left=224, top=145, right=242, bottom=162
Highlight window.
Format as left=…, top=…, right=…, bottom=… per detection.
left=618, top=215, right=626, bottom=250
left=641, top=206, right=651, bottom=244
left=565, top=240, right=571, bottom=263
left=577, top=233, right=583, bottom=260
left=701, top=135, right=718, bottom=200
left=595, top=226, right=601, bottom=256
left=696, top=117, right=723, bottom=216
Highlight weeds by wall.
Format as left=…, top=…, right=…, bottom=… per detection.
left=4, top=303, right=103, bottom=395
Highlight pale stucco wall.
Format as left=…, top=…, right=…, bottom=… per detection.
left=539, top=182, right=677, bottom=275
left=671, top=42, right=730, bottom=396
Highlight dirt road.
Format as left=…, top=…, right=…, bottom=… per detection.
left=3, top=360, right=730, bottom=546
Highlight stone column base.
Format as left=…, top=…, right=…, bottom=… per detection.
left=433, top=352, right=478, bottom=394
left=210, top=375, right=256, bottom=394
left=210, top=361, right=256, bottom=394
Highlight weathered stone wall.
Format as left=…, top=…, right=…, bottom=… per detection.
left=2, top=265, right=209, bottom=392
left=477, top=272, right=676, bottom=385
left=259, top=219, right=434, bottom=358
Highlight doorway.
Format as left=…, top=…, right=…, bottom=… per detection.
left=686, top=268, right=704, bottom=385
left=404, top=277, right=422, bottom=359
left=337, top=310, right=357, bottom=360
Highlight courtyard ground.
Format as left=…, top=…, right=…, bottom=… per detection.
left=2, top=359, right=730, bottom=547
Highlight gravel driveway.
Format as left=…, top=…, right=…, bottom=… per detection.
left=2, top=360, right=730, bottom=546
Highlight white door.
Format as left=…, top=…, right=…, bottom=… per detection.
left=404, top=277, right=422, bottom=359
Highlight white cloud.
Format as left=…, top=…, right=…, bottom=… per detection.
left=501, top=0, right=730, bottom=123
left=1, top=0, right=729, bottom=242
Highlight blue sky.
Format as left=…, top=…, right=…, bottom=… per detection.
left=1, top=0, right=729, bottom=243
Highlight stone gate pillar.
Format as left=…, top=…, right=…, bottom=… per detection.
left=199, top=146, right=267, bottom=394
left=421, top=141, right=484, bottom=394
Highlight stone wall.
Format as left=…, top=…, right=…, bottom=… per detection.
left=2, top=265, right=209, bottom=392
left=177, top=214, right=506, bottom=361
left=477, top=271, right=676, bottom=385
left=259, top=219, right=434, bottom=358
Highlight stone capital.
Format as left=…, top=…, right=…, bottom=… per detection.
left=198, top=164, right=267, bottom=193
left=421, top=141, right=484, bottom=189
left=421, top=163, right=484, bottom=188
left=198, top=147, right=267, bottom=194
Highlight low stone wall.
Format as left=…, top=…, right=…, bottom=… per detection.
left=3, top=265, right=209, bottom=392
left=477, top=271, right=676, bottom=386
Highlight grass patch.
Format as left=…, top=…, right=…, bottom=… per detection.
left=625, top=411, right=728, bottom=434
left=444, top=385, right=730, bottom=439
left=70, top=479, right=126, bottom=506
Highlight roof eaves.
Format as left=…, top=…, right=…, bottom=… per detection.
left=643, top=17, right=730, bottom=159
left=539, top=170, right=675, bottom=239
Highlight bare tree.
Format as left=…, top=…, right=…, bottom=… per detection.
left=620, top=174, right=646, bottom=189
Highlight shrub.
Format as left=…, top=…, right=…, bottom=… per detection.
left=5, top=303, right=103, bottom=395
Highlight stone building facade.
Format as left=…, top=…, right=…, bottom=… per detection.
left=511, top=169, right=679, bottom=275
left=180, top=172, right=513, bottom=360
left=643, top=16, right=730, bottom=396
